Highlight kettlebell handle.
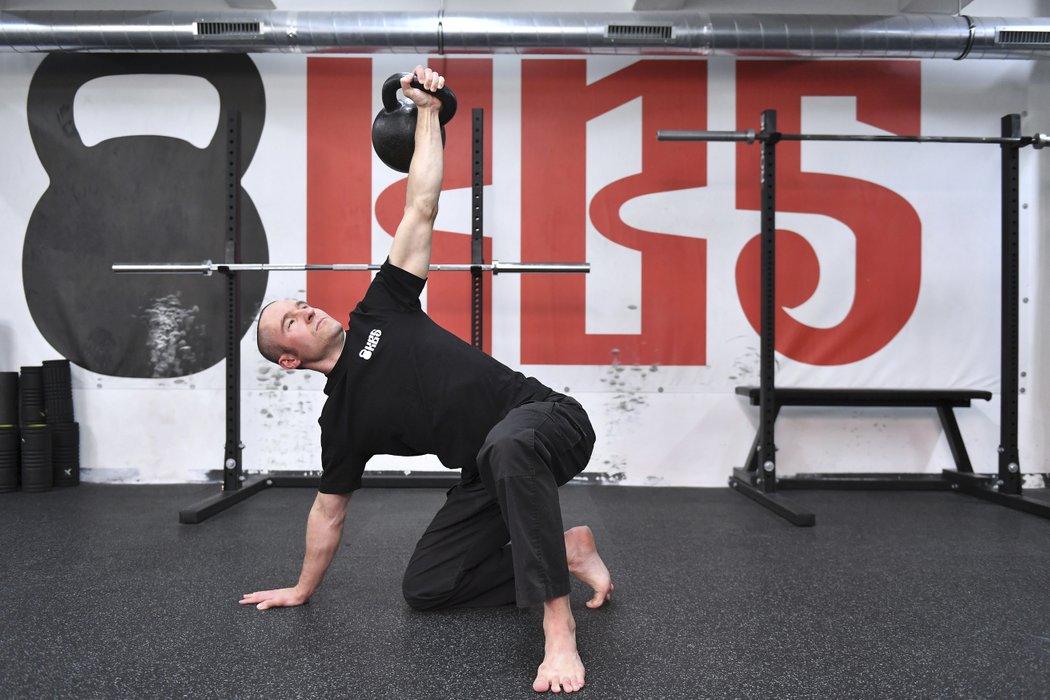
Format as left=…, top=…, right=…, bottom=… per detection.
left=380, top=72, right=458, bottom=126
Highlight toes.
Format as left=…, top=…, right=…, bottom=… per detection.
left=587, top=588, right=612, bottom=608
left=535, top=662, right=587, bottom=693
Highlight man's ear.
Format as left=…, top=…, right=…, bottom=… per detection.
left=278, top=353, right=301, bottom=370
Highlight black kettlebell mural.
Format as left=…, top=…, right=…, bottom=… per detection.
left=371, top=72, right=457, bottom=172
left=23, top=54, right=268, bottom=378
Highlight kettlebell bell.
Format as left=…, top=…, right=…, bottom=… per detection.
left=371, top=72, right=457, bottom=173
left=23, top=53, right=269, bottom=378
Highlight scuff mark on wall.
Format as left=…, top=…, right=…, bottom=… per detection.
left=727, top=338, right=780, bottom=384
left=248, top=346, right=321, bottom=473
left=601, top=348, right=659, bottom=421
left=255, top=361, right=313, bottom=410
left=596, top=348, right=667, bottom=481
left=574, top=463, right=626, bottom=483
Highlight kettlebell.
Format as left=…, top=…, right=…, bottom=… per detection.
left=371, top=72, right=457, bottom=173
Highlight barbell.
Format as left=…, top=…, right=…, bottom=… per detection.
left=112, top=260, right=589, bottom=275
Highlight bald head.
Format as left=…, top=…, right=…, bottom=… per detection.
left=255, top=299, right=346, bottom=373
left=256, top=300, right=286, bottom=364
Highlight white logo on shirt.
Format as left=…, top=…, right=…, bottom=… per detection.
left=359, top=328, right=382, bottom=360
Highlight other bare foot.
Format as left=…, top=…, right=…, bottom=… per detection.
left=534, top=597, right=585, bottom=693
left=564, top=525, right=614, bottom=608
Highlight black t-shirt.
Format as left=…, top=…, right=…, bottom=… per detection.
left=317, top=260, right=557, bottom=494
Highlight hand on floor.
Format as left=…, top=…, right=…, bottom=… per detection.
left=239, top=586, right=309, bottom=610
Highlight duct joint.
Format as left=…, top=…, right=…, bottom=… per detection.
left=955, top=14, right=976, bottom=60
left=437, top=8, right=444, bottom=56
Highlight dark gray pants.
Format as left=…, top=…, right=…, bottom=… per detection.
left=401, top=397, right=595, bottom=609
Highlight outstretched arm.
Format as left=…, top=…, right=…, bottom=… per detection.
left=388, top=65, right=446, bottom=280
left=239, top=491, right=351, bottom=609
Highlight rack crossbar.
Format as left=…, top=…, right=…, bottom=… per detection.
left=657, top=129, right=1049, bottom=148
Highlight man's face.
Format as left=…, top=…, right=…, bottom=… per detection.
left=261, top=300, right=343, bottom=369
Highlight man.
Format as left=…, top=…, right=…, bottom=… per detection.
left=241, top=65, right=613, bottom=694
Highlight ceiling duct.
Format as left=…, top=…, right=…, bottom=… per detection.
left=0, top=10, right=1048, bottom=59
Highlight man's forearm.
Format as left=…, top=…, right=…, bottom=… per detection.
left=294, top=496, right=347, bottom=597
left=405, top=104, right=444, bottom=212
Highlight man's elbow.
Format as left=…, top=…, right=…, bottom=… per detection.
left=314, top=493, right=350, bottom=529
left=406, top=196, right=439, bottom=225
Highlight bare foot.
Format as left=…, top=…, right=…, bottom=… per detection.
left=534, top=597, right=585, bottom=693
left=564, top=526, right=614, bottom=608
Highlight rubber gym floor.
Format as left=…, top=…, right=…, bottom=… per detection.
left=2, top=483, right=1049, bottom=699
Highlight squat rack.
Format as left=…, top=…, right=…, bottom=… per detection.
left=659, top=111, right=1050, bottom=526
left=114, top=108, right=590, bottom=523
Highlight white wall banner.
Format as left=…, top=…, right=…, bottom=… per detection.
left=0, top=53, right=1042, bottom=487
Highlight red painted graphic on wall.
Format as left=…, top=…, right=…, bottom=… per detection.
left=307, top=57, right=373, bottom=319
left=521, top=59, right=708, bottom=366
left=734, top=61, right=922, bottom=365
left=306, top=57, right=923, bottom=368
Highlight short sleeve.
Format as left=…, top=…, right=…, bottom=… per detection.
left=319, top=448, right=367, bottom=494
left=359, top=259, right=426, bottom=313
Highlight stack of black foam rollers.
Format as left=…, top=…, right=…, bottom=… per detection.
left=43, top=360, right=79, bottom=488
left=0, top=360, right=80, bottom=493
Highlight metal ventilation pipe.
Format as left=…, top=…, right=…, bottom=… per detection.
left=0, top=10, right=1048, bottom=59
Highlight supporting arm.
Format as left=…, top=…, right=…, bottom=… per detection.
left=239, top=490, right=351, bottom=609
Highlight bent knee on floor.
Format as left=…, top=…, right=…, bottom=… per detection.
left=402, top=573, right=454, bottom=611
left=402, top=589, right=452, bottom=611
